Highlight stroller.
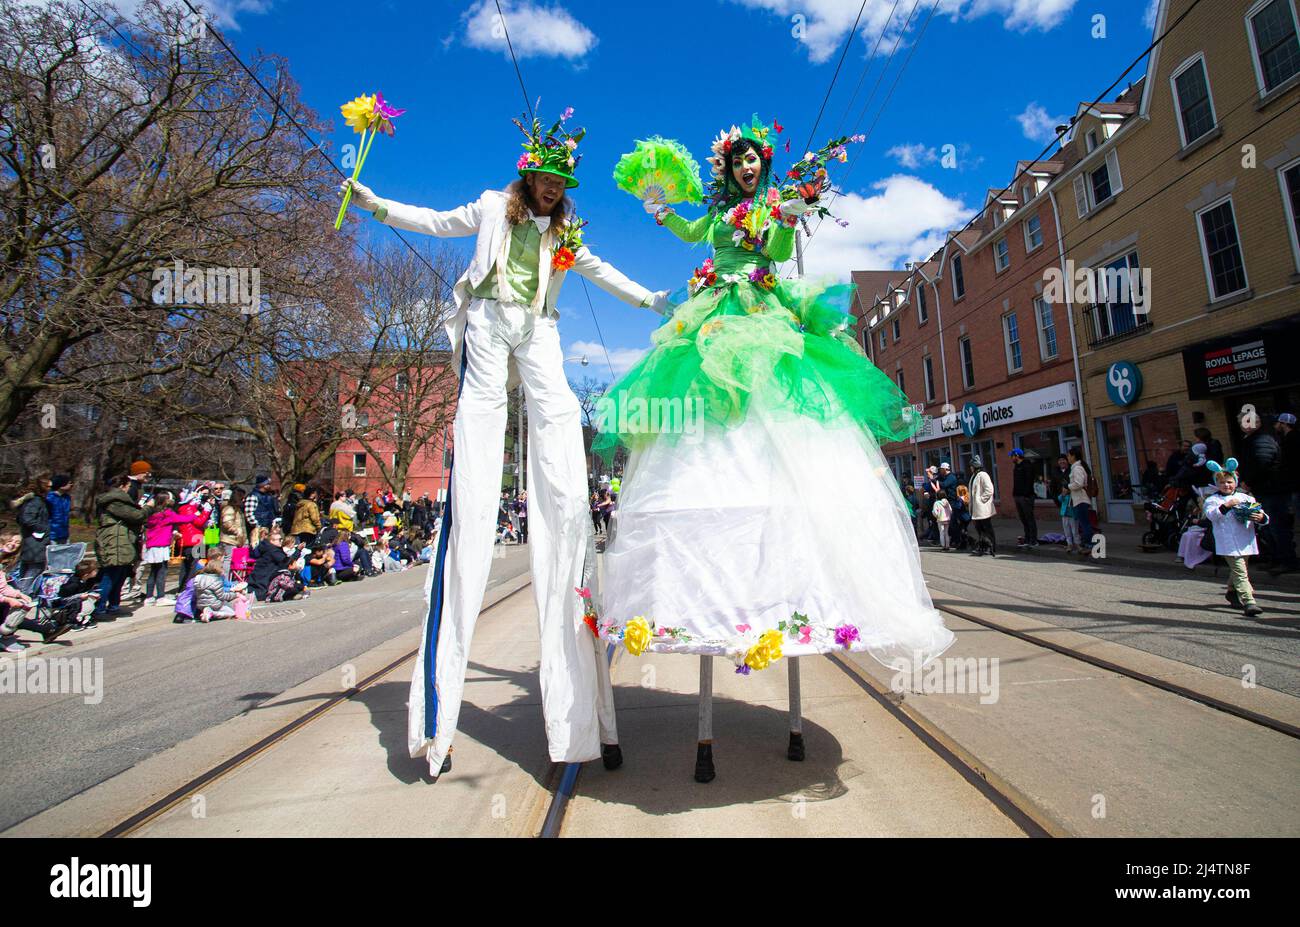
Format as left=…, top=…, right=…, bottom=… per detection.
left=18, top=543, right=94, bottom=642
left=1142, top=485, right=1196, bottom=551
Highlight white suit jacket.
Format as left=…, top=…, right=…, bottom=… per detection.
left=375, top=188, right=652, bottom=379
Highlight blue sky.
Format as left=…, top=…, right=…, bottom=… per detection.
left=170, top=0, right=1160, bottom=378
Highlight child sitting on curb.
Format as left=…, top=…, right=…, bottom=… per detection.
left=1203, top=458, right=1269, bottom=617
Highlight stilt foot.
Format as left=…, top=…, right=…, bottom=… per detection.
left=601, top=743, right=623, bottom=771
left=787, top=731, right=805, bottom=762
left=694, top=743, right=715, bottom=783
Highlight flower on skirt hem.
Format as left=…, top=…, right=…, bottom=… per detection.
left=834, top=624, right=860, bottom=648
left=623, top=616, right=653, bottom=656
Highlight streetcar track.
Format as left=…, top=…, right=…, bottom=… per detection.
left=100, top=571, right=1300, bottom=839
left=100, top=579, right=533, bottom=838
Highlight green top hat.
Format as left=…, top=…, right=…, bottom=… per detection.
left=514, top=107, right=584, bottom=189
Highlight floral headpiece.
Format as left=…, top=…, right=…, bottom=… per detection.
left=514, top=106, right=584, bottom=189
left=704, top=114, right=782, bottom=212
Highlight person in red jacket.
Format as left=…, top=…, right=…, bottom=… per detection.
left=174, top=485, right=214, bottom=594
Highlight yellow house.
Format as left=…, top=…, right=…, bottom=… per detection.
left=1050, top=0, right=1300, bottom=524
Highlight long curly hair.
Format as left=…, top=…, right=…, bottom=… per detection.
left=505, top=178, right=573, bottom=231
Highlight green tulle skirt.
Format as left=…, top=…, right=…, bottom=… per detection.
left=592, top=276, right=921, bottom=458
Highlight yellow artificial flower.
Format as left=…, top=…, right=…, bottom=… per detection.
left=341, top=94, right=377, bottom=135
left=624, top=617, right=653, bottom=656
left=744, top=629, right=784, bottom=671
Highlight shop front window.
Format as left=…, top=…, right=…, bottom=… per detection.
left=923, top=447, right=947, bottom=473
left=888, top=454, right=915, bottom=485
left=957, top=440, right=997, bottom=497
left=1101, top=417, right=1134, bottom=501
left=1014, top=425, right=1083, bottom=498
left=1129, top=409, right=1182, bottom=502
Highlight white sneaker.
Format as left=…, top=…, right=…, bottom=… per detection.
left=2, top=637, right=28, bottom=653
left=144, top=596, right=157, bottom=606
left=155, top=596, right=176, bottom=606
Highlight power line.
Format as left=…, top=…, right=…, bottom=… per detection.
left=874, top=85, right=1300, bottom=351
left=156, top=0, right=458, bottom=293
left=800, top=0, right=1206, bottom=271
left=801, top=0, right=871, bottom=157
left=490, top=1, right=617, bottom=381
left=830, top=0, right=903, bottom=140
left=495, top=0, right=534, bottom=120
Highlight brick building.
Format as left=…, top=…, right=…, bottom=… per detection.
left=855, top=154, right=1085, bottom=517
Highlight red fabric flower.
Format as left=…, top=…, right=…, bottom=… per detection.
left=552, top=247, right=576, bottom=271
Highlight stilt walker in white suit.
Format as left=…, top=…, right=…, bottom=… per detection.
left=343, top=109, right=667, bottom=778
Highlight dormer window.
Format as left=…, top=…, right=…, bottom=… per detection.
left=1172, top=53, right=1217, bottom=147
left=951, top=255, right=966, bottom=300
left=994, top=238, right=1010, bottom=272
left=1086, top=129, right=1099, bottom=152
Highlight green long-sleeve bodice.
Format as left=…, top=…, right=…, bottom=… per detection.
left=662, top=207, right=795, bottom=275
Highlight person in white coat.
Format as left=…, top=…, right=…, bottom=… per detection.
left=1203, top=458, right=1270, bottom=617
left=343, top=110, right=667, bottom=778
left=1066, top=445, right=1096, bottom=555
left=968, top=455, right=997, bottom=556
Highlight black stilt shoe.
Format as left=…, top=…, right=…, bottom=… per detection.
left=601, top=743, right=623, bottom=771
left=694, top=742, right=715, bottom=783
left=787, top=731, right=806, bottom=761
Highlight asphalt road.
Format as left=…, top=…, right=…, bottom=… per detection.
left=0, top=545, right=530, bottom=832
left=919, top=545, right=1300, bottom=697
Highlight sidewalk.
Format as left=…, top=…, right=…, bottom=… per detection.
left=941, top=514, right=1300, bottom=592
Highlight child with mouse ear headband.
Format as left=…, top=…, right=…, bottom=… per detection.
left=1204, top=457, right=1270, bottom=617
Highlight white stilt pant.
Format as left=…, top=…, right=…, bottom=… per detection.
left=408, top=298, right=617, bottom=775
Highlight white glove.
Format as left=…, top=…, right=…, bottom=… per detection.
left=341, top=178, right=382, bottom=213
left=647, top=290, right=671, bottom=315
left=642, top=199, right=664, bottom=213
left=779, top=198, right=816, bottom=218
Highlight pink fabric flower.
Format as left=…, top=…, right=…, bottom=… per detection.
left=834, top=624, right=860, bottom=648
left=575, top=586, right=591, bottom=599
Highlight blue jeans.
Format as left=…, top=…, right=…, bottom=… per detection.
left=94, top=565, right=131, bottom=612
left=1074, top=502, right=1095, bottom=549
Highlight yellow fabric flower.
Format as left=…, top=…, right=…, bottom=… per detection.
left=624, top=617, right=653, bottom=656
left=341, top=94, right=377, bottom=135
left=744, top=629, right=784, bottom=671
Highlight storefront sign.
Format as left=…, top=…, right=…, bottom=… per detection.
left=1105, top=361, right=1142, bottom=407
left=1182, top=318, right=1300, bottom=398
left=910, top=382, right=1078, bottom=443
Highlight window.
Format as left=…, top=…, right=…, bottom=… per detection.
left=1196, top=198, right=1249, bottom=300
left=357, top=411, right=371, bottom=430
left=1034, top=296, right=1058, bottom=360
left=1003, top=312, right=1023, bottom=373
left=1247, top=0, right=1300, bottom=94
left=1090, top=250, right=1146, bottom=341
left=1023, top=213, right=1043, bottom=251
left=394, top=371, right=409, bottom=392
left=1073, top=150, right=1124, bottom=217
left=892, top=317, right=901, bottom=342
left=887, top=454, right=915, bottom=484
left=897, top=369, right=906, bottom=395
left=923, top=355, right=936, bottom=402
left=879, top=329, right=887, bottom=351
left=1021, top=182, right=1033, bottom=204
left=959, top=336, right=975, bottom=389
left=1012, top=426, right=1083, bottom=498
left=1086, top=129, right=1099, bottom=152
left=1279, top=159, right=1300, bottom=270
left=352, top=452, right=367, bottom=476
left=951, top=255, right=966, bottom=300
left=994, top=238, right=1010, bottom=272
left=1171, top=55, right=1217, bottom=146
left=957, top=440, right=998, bottom=497
left=916, top=285, right=928, bottom=324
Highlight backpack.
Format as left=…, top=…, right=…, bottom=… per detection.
left=1080, top=462, right=1099, bottom=499
left=175, top=578, right=196, bottom=619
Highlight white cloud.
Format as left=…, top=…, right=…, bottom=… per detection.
left=460, top=0, right=596, bottom=60
left=886, top=142, right=940, bottom=169
left=1014, top=101, right=1069, bottom=144
left=959, top=0, right=1077, bottom=31
left=727, top=0, right=1079, bottom=63
left=790, top=174, right=972, bottom=281
left=1142, top=0, right=1160, bottom=31
left=565, top=340, right=646, bottom=378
